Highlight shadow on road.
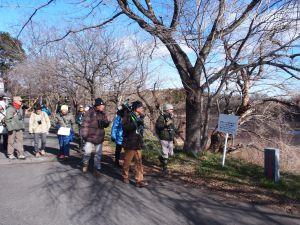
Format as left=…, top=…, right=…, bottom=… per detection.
left=36, top=154, right=300, bottom=225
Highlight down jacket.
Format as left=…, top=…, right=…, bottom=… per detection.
left=81, top=107, right=109, bottom=145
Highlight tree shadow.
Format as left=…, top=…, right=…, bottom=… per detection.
left=33, top=155, right=300, bottom=225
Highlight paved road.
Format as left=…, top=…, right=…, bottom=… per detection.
left=0, top=121, right=299, bottom=224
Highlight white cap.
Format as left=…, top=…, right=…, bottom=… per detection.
left=163, top=103, right=174, bottom=111
left=61, top=105, right=68, bottom=111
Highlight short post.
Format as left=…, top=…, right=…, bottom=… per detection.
left=264, top=148, right=280, bottom=182
left=222, top=133, right=229, bottom=167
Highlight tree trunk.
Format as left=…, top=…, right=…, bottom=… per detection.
left=183, top=90, right=202, bottom=152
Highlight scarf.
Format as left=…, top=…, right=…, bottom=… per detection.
left=13, top=102, right=22, bottom=110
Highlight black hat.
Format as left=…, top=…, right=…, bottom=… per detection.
left=94, top=98, right=105, bottom=106
left=35, top=104, right=42, bottom=110
left=131, top=100, right=143, bottom=111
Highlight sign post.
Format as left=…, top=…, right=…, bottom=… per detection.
left=217, top=114, right=239, bottom=167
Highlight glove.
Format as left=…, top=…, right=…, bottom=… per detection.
left=136, top=119, right=144, bottom=127
left=166, top=120, right=173, bottom=126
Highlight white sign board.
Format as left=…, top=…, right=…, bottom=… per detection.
left=217, top=114, right=239, bottom=135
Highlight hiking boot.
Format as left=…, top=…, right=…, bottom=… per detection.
left=136, top=181, right=149, bottom=188
left=40, top=150, right=46, bottom=156
left=93, top=169, right=101, bottom=177
left=18, top=155, right=26, bottom=160
left=8, top=155, right=16, bottom=160
left=162, top=168, right=169, bottom=176
left=58, top=154, right=65, bottom=159
left=82, top=164, right=88, bottom=173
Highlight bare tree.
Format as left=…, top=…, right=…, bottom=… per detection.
left=16, top=0, right=300, bottom=152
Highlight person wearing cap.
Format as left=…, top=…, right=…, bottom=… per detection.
left=122, top=100, right=148, bottom=188
left=111, top=106, right=124, bottom=167
left=155, top=103, right=176, bottom=175
left=0, top=99, right=8, bottom=152
left=81, top=98, right=110, bottom=177
left=75, top=105, right=85, bottom=151
left=29, top=104, right=51, bottom=157
left=55, top=105, right=75, bottom=159
left=4, top=96, right=26, bottom=160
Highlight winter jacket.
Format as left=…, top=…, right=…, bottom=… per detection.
left=55, top=113, right=75, bottom=142
left=81, top=108, right=109, bottom=145
left=0, top=101, right=7, bottom=134
left=29, top=111, right=51, bottom=134
left=42, top=106, right=51, bottom=116
left=155, top=114, right=176, bottom=141
left=55, top=113, right=75, bottom=128
left=111, top=115, right=123, bottom=145
left=5, top=105, right=25, bottom=132
left=122, top=112, right=144, bottom=150
left=75, top=112, right=85, bottom=126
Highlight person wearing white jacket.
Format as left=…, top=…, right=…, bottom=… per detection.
left=29, top=104, right=51, bottom=157
left=0, top=100, right=8, bottom=152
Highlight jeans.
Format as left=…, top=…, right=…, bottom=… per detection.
left=34, top=133, right=47, bottom=153
left=58, top=135, right=71, bottom=156
left=83, top=142, right=103, bottom=170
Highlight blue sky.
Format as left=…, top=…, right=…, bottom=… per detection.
left=0, top=1, right=299, bottom=93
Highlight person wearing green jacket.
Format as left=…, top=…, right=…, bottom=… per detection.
left=155, top=103, right=176, bottom=175
left=5, top=96, right=26, bottom=160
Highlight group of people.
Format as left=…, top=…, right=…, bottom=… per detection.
left=0, top=95, right=178, bottom=188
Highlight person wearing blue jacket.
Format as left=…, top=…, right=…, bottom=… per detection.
left=111, top=109, right=124, bottom=167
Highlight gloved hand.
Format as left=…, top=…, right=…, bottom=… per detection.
left=136, top=119, right=144, bottom=127
left=166, top=120, right=173, bottom=126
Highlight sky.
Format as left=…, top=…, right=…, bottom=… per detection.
left=0, top=0, right=184, bottom=89
left=0, top=0, right=299, bottom=94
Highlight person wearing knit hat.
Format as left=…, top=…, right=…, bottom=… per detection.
left=155, top=103, right=176, bottom=176
left=4, top=96, right=26, bottom=160
left=0, top=100, right=8, bottom=153
left=29, top=104, right=51, bottom=157
left=81, top=97, right=110, bottom=177
left=121, top=100, right=148, bottom=188
left=55, top=104, right=75, bottom=160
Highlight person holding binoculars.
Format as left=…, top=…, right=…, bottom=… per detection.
left=29, top=104, right=51, bottom=157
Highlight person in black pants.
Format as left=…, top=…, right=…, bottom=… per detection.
left=111, top=108, right=124, bottom=167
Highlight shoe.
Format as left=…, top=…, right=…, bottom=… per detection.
left=18, top=155, right=26, bottom=160
left=136, top=181, right=149, bottom=188
left=58, top=154, right=65, bottom=159
left=123, top=178, right=129, bottom=184
left=40, top=150, right=46, bottom=156
left=162, top=167, right=169, bottom=176
left=35, top=151, right=41, bottom=157
left=8, top=155, right=16, bottom=160
left=93, top=169, right=101, bottom=177
left=82, top=164, right=88, bottom=173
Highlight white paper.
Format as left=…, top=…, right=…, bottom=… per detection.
left=57, top=127, right=71, bottom=136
